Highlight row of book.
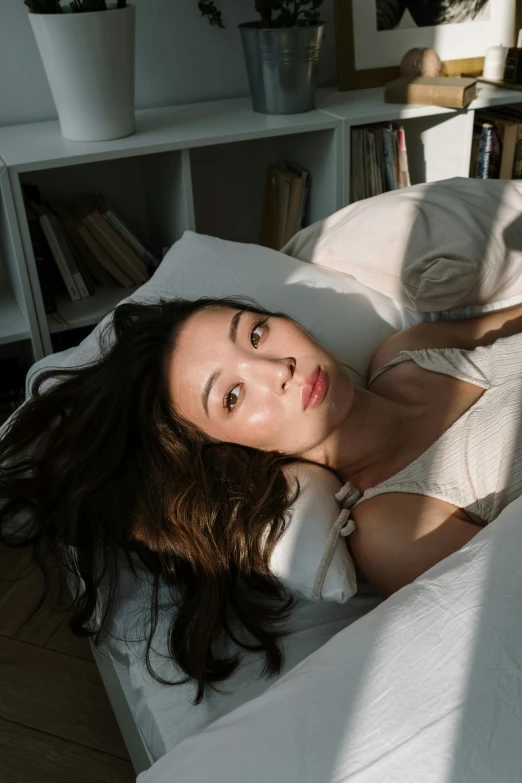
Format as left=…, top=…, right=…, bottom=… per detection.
left=23, top=183, right=161, bottom=325
left=470, top=107, right=522, bottom=180
left=259, top=160, right=311, bottom=251
left=350, top=123, right=411, bottom=203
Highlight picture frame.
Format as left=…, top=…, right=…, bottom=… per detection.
left=334, top=0, right=521, bottom=91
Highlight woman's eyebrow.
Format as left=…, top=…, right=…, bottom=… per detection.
left=201, top=310, right=245, bottom=416
left=202, top=370, right=221, bottom=417
left=229, top=309, right=244, bottom=343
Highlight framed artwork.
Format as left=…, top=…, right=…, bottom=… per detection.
left=334, top=0, right=520, bottom=91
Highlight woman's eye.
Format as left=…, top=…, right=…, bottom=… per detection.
left=250, top=318, right=268, bottom=349
left=225, top=384, right=241, bottom=412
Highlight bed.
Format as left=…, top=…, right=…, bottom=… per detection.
left=18, top=178, right=522, bottom=782
left=24, top=342, right=522, bottom=782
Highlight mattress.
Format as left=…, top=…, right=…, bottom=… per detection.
left=137, top=492, right=522, bottom=783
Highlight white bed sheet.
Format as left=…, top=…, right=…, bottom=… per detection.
left=137, top=493, right=522, bottom=783
left=102, top=565, right=381, bottom=761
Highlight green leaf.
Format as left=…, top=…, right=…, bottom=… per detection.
left=196, top=0, right=324, bottom=28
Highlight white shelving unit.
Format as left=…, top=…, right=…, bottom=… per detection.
left=0, top=162, right=42, bottom=357
left=0, top=97, right=341, bottom=358
left=0, top=83, right=521, bottom=361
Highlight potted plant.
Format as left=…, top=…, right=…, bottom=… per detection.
left=198, top=0, right=325, bottom=115
left=25, top=0, right=136, bottom=142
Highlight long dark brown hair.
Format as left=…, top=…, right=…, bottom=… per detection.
left=0, top=295, right=302, bottom=704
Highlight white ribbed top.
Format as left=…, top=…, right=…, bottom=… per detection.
left=335, top=332, right=522, bottom=525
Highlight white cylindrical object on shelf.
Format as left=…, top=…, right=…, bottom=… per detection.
left=28, top=4, right=136, bottom=142
left=483, top=44, right=508, bottom=81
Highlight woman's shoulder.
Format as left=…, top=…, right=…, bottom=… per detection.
left=349, top=492, right=481, bottom=597
left=370, top=303, right=522, bottom=381
left=368, top=321, right=472, bottom=383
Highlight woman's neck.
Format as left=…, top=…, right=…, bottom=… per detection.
left=323, top=386, right=419, bottom=489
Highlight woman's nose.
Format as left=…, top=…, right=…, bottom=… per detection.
left=247, top=356, right=295, bottom=394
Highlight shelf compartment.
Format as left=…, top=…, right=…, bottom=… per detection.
left=346, top=112, right=474, bottom=205
left=189, top=128, right=341, bottom=246
left=14, top=148, right=192, bottom=354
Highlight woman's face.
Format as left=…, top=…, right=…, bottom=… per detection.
left=168, top=306, right=354, bottom=458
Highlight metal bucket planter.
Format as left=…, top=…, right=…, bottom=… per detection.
left=239, top=22, right=324, bottom=115
left=28, top=4, right=136, bottom=142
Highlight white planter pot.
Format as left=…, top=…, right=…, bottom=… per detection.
left=28, top=4, right=136, bottom=142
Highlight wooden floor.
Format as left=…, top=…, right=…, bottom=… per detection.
left=0, top=543, right=136, bottom=783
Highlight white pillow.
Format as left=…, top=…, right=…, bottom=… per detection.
left=282, top=177, right=522, bottom=313
left=20, top=232, right=424, bottom=603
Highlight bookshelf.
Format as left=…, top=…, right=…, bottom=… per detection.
left=0, top=83, right=521, bottom=362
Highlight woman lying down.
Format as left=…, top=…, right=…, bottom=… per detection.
left=1, top=295, right=521, bottom=703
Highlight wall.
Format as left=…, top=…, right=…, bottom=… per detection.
left=0, top=0, right=338, bottom=127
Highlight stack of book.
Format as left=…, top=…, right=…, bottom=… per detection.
left=470, top=108, right=522, bottom=179
left=23, top=184, right=161, bottom=318
left=350, top=123, right=410, bottom=203
left=259, top=161, right=311, bottom=250
left=0, top=358, right=25, bottom=426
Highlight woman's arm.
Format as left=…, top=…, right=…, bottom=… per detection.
left=370, top=303, right=522, bottom=380
left=350, top=494, right=481, bottom=598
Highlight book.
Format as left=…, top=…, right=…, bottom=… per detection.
left=24, top=202, right=57, bottom=315
left=514, top=129, right=522, bottom=178
left=363, top=128, right=373, bottom=198
left=475, top=112, right=519, bottom=179
left=51, top=207, right=92, bottom=298
left=51, top=203, right=113, bottom=288
left=469, top=123, right=483, bottom=177
left=259, top=163, right=293, bottom=250
left=50, top=208, right=93, bottom=297
left=282, top=166, right=305, bottom=245
left=259, top=164, right=281, bottom=250
left=350, top=128, right=364, bottom=203
left=260, top=161, right=311, bottom=246
left=381, top=125, right=398, bottom=190
left=497, top=117, right=519, bottom=179
left=31, top=201, right=93, bottom=300
left=488, top=125, right=502, bottom=178
left=76, top=224, right=134, bottom=288
left=371, top=126, right=387, bottom=195
left=285, top=161, right=311, bottom=231
left=82, top=209, right=149, bottom=285
left=396, top=126, right=411, bottom=188
left=96, top=196, right=161, bottom=271
left=477, top=122, right=495, bottom=179
left=384, top=76, right=477, bottom=109
left=30, top=203, right=82, bottom=301
left=369, top=127, right=386, bottom=196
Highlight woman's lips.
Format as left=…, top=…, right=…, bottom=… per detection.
left=302, top=367, right=329, bottom=410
